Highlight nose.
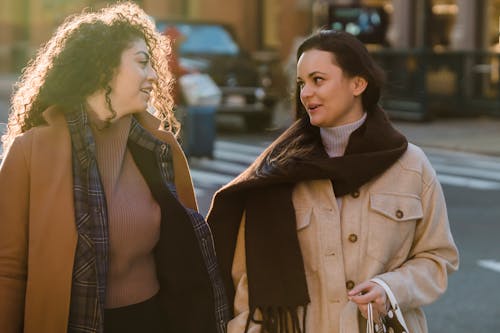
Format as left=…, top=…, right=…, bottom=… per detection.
left=300, top=82, right=313, bottom=100
left=147, top=64, right=158, bottom=83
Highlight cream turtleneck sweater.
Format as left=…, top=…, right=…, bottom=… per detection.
left=319, top=113, right=367, bottom=207
left=91, top=115, right=161, bottom=308
left=319, top=113, right=367, bottom=158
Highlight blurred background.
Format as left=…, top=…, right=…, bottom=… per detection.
left=1, top=0, right=500, bottom=331
left=2, top=0, right=500, bottom=120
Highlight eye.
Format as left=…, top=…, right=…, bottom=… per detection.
left=296, top=80, right=305, bottom=89
left=313, top=76, right=323, bottom=84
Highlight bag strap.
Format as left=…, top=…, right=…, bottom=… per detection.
left=366, top=303, right=375, bottom=333
left=370, top=277, right=410, bottom=332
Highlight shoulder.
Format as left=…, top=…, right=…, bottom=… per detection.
left=395, top=143, right=437, bottom=185
left=3, top=108, right=71, bottom=164
left=1, top=131, right=32, bottom=168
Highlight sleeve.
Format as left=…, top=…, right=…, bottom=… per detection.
left=374, top=168, right=459, bottom=310
left=227, top=213, right=263, bottom=333
left=0, top=137, right=30, bottom=332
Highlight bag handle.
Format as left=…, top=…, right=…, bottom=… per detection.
left=370, top=277, right=411, bottom=333
left=366, top=302, right=375, bottom=333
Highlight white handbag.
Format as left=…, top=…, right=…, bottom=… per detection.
left=366, top=278, right=411, bottom=333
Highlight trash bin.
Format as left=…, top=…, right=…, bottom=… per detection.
left=180, top=105, right=216, bottom=159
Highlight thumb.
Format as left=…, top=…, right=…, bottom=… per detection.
left=348, top=282, right=368, bottom=297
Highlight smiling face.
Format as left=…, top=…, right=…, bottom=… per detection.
left=297, top=49, right=367, bottom=128
left=108, top=38, right=157, bottom=116
left=86, top=38, right=158, bottom=124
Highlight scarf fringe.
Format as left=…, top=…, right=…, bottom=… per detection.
left=245, top=305, right=308, bottom=333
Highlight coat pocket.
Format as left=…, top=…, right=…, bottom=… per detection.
left=295, top=207, right=318, bottom=272
left=367, top=192, right=423, bottom=265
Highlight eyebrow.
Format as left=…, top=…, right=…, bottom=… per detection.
left=306, top=71, right=326, bottom=77
left=297, top=70, right=327, bottom=80
left=135, top=51, right=150, bottom=59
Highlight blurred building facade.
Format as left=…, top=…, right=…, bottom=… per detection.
left=2, top=0, right=500, bottom=71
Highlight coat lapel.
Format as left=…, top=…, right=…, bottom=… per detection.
left=24, top=107, right=77, bottom=333
left=134, top=111, right=198, bottom=211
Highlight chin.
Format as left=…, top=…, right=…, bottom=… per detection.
left=308, top=115, right=324, bottom=128
left=131, top=104, right=148, bottom=113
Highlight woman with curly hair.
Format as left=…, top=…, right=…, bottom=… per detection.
left=0, top=2, right=229, bottom=333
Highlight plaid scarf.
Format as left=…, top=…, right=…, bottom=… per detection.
left=65, top=108, right=109, bottom=333
left=126, top=121, right=230, bottom=333
left=65, top=108, right=230, bottom=333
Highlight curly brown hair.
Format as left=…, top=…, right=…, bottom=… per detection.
left=2, top=1, right=179, bottom=153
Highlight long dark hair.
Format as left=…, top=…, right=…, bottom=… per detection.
left=3, top=2, right=177, bottom=154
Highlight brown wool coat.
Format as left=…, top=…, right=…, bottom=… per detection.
left=0, top=107, right=197, bottom=333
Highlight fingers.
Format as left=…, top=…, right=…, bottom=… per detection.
left=347, top=280, right=371, bottom=297
left=348, top=281, right=388, bottom=319
left=358, top=303, right=369, bottom=319
left=348, top=281, right=382, bottom=304
left=358, top=302, right=387, bottom=320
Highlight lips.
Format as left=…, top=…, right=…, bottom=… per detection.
left=307, top=103, right=321, bottom=111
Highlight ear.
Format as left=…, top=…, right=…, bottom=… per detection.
left=352, top=76, right=368, bottom=97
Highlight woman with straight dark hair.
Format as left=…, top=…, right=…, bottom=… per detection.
left=0, top=2, right=228, bottom=333
left=207, top=30, right=459, bottom=333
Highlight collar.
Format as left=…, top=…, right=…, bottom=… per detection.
left=320, top=112, right=367, bottom=157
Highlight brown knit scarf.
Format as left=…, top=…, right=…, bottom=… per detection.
left=207, top=106, right=408, bottom=333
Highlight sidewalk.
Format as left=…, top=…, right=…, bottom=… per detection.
left=393, top=116, right=500, bottom=157
left=273, top=100, right=500, bottom=157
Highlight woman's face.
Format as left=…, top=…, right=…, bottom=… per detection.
left=107, top=38, right=157, bottom=118
left=297, top=49, right=366, bottom=128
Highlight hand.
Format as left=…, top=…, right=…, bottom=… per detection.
left=347, top=280, right=388, bottom=321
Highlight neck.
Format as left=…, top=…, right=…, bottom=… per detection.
left=85, top=93, right=116, bottom=130
left=320, top=112, right=367, bottom=157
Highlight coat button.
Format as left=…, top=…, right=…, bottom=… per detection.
left=346, top=280, right=355, bottom=290
left=395, top=209, right=404, bottom=219
left=351, top=190, right=360, bottom=198
left=348, top=234, right=358, bottom=243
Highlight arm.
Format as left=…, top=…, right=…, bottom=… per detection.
left=0, top=137, right=31, bottom=332
left=373, top=174, right=459, bottom=310
left=227, top=213, right=262, bottom=333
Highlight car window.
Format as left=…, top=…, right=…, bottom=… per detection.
left=159, top=22, right=240, bottom=55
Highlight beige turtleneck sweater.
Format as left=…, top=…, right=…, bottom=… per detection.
left=91, top=115, right=161, bottom=308
left=319, top=113, right=367, bottom=207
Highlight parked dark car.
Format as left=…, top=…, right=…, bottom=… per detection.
left=156, top=20, right=276, bottom=131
